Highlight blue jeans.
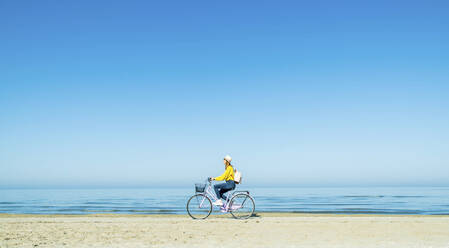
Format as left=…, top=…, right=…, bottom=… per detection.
left=214, top=180, right=236, bottom=200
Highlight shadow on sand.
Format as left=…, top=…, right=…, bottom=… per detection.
left=250, top=212, right=261, bottom=218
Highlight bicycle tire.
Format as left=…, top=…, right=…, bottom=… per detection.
left=186, top=193, right=212, bottom=219
left=229, top=193, right=255, bottom=219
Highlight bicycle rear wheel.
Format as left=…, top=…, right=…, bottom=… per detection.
left=186, top=194, right=212, bottom=219
left=229, top=193, right=255, bottom=219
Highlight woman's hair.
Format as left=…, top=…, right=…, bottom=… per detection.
left=225, top=160, right=232, bottom=167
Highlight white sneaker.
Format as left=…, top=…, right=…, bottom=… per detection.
left=213, top=200, right=223, bottom=206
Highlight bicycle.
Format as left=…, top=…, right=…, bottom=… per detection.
left=186, top=178, right=255, bottom=219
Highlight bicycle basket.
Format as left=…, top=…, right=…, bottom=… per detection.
left=195, top=183, right=206, bottom=192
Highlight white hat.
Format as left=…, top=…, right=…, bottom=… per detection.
left=224, top=155, right=232, bottom=163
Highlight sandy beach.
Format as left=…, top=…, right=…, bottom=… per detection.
left=1, top=213, right=449, bottom=248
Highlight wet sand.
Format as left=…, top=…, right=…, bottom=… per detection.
left=1, top=213, right=449, bottom=247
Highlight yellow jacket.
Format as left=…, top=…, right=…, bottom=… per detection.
left=214, top=166, right=234, bottom=181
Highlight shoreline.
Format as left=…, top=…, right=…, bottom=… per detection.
left=2, top=212, right=449, bottom=218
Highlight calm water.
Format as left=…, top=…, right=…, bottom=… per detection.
left=1, top=186, right=449, bottom=215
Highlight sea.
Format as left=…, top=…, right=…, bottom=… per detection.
left=1, top=186, right=449, bottom=215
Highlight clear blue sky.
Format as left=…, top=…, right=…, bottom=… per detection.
left=1, top=0, right=448, bottom=188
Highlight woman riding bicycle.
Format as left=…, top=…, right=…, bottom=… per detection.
left=210, top=155, right=235, bottom=206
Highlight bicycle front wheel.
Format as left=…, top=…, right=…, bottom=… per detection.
left=229, top=193, right=255, bottom=219
left=186, top=194, right=212, bottom=219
